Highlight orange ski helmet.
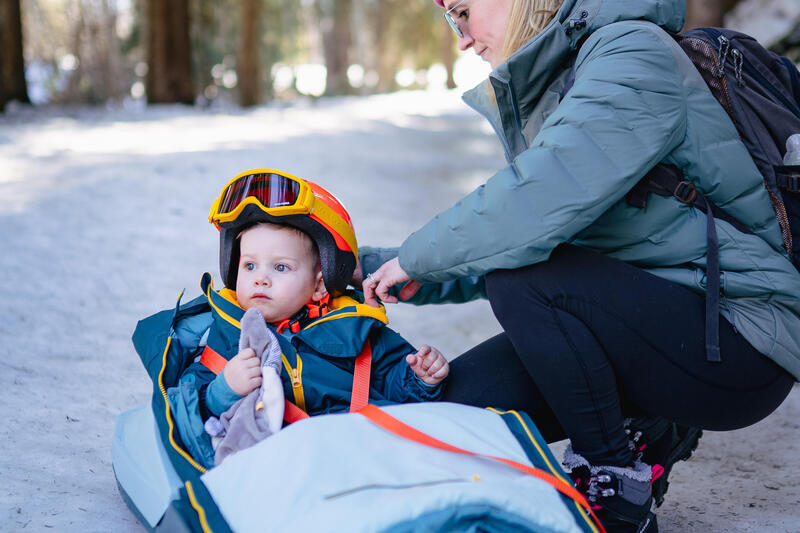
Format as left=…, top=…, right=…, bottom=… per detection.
left=209, top=169, right=358, bottom=294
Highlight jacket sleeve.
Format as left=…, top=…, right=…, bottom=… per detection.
left=176, top=360, right=243, bottom=418
left=359, top=246, right=487, bottom=304
left=368, top=326, right=443, bottom=402
left=166, top=371, right=216, bottom=469
left=398, top=24, right=687, bottom=282
left=205, top=370, right=244, bottom=416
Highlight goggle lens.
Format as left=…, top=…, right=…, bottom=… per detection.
left=217, top=173, right=301, bottom=216
left=444, top=12, right=464, bottom=38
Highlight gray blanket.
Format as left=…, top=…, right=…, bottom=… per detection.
left=204, top=308, right=284, bottom=465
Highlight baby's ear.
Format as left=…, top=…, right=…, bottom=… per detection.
left=312, top=270, right=328, bottom=301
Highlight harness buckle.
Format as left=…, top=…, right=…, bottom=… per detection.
left=784, top=174, right=800, bottom=193
left=673, top=181, right=698, bottom=204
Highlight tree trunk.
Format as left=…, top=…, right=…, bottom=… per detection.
left=371, top=0, right=397, bottom=93
left=441, top=19, right=456, bottom=89
left=684, top=0, right=740, bottom=30
left=64, top=2, right=86, bottom=102
left=0, top=0, right=30, bottom=110
left=99, top=0, right=122, bottom=102
left=146, top=0, right=194, bottom=104
left=238, top=0, right=261, bottom=106
left=317, top=0, right=352, bottom=96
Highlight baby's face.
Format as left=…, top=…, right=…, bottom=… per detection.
left=235, top=224, right=323, bottom=323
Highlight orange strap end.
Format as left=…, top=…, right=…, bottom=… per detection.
left=200, top=346, right=228, bottom=375
left=284, top=400, right=310, bottom=423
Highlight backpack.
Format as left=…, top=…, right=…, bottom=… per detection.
left=611, top=28, right=800, bottom=363
left=631, top=28, right=800, bottom=266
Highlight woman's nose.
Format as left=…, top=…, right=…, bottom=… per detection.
left=457, top=30, right=474, bottom=51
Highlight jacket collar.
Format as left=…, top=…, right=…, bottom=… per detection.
left=292, top=292, right=389, bottom=358
left=463, top=0, right=685, bottom=158
left=201, top=272, right=244, bottom=329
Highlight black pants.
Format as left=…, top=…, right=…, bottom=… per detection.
left=443, top=245, right=794, bottom=466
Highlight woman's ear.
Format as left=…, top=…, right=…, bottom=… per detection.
left=312, top=269, right=328, bottom=301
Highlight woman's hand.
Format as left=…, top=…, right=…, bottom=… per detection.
left=362, top=257, right=422, bottom=307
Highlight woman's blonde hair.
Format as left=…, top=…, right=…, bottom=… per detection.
left=501, top=0, right=564, bottom=60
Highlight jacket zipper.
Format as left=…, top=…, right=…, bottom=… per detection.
left=282, top=352, right=306, bottom=411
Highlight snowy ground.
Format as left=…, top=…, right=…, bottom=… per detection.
left=0, top=91, right=798, bottom=532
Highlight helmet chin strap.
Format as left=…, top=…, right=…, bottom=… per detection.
left=271, top=294, right=331, bottom=334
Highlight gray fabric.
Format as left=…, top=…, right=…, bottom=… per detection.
left=562, top=445, right=652, bottom=505
left=205, top=308, right=285, bottom=465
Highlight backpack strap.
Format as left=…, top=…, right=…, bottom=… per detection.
left=626, top=164, right=759, bottom=363
left=775, top=165, right=800, bottom=194
left=357, top=404, right=607, bottom=533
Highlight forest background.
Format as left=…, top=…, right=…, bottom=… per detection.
left=2, top=0, right=800, bottom=111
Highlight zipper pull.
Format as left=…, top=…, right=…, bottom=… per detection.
left=291, top=368, right=301, bottom=388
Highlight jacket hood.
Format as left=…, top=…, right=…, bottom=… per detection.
left=464, top=0, right=685, bottom=120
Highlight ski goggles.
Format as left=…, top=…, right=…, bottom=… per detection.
left=209, top=169, right=357, bottom=253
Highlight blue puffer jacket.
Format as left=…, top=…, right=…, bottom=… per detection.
left=133, top=273, right=440, bottom=468
left=363, top=0, right=800, bottom=379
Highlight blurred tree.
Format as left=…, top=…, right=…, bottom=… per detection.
left=0, top=0, right=30, bottom=110
left=260, top=0, right=301, bottom=100
left=771, top=20, right=800, bottom=64
left=441, top=17, right=456, bottom=90
left=368, top=0, right=442, bottom=92
left=191, top=0, right=222, bottom=100
left=366, top=0, right=395, bottom=92
left=60, top=1, right=125, bottom=104
left=146, top=0, right=194, bottom=104
left=684, top=0, right=740, bottom=30
left=239, top=0, right=262, bottom=106
left=316, top=0, right=353, bottom=95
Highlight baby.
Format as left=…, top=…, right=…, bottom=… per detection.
left=166, top=169, right=448, bottom=467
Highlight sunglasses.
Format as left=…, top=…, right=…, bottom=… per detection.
left=444, top=0, right=468, bottom=38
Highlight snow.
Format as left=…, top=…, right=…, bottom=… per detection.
left=0, top=90, right=798, bottom=532
left=725, top=0, right=800, bottom=46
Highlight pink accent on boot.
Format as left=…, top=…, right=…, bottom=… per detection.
left=651, top=464, right=665, bottom=482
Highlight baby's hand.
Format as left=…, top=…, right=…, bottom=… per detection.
left=224, top=348, right=262, bottom=396
left=406, top=345, right=449, bottom=385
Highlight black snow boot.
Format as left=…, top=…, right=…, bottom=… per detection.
left=563, top=445, right=658, bottom=533
left=625, top=417, right=702, bottom=507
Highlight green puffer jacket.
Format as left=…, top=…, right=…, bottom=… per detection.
left=372, top=0, right=800, bottom=379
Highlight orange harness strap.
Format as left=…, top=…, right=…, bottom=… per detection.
left=200, top=346, right=308, bottom=423
left=283, top=399, right=310, bottom=422
left=356, top=404, right=607, bottom=533
left=349, top=339, right=372, bottom=412
left=200, top=345, right=227, bottom=375
left=199, top=339, right=373, bottom=422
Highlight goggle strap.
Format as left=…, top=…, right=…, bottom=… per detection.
left=310, top=199, right=358, bottom=257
